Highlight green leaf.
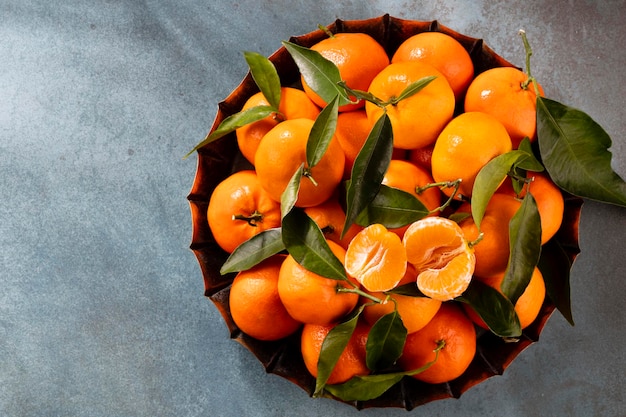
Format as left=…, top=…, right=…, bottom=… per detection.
left=457, top=280, right=521, bottom=338
left=472, top=150, right=539, bottom=229
left=538, top=239, right=574, bottom=325
left=281, top=41, right=351, bottom=107
left=315, top=306, right=364, bottom=396
left=343, top=113, right=394, bottom=235
left=324, top=372, right=404, bottom=402
left=324, top=339, right=442, bottom=401
left=388, top=76, right=436, bottom=105
left=280, top=164, right=303, bottom=219
left=184, top=106, right=275, bottom=158
left=281, top=208, right=347, bottom=281
left=365, top=309, right=407, bottom=371
left=243, top=51, right=281, bottom=109
left=219, top=228, right=285, bottom=274
left=500, top=193, right=542, bottom=304
left=355, top=184, right=429, bottom=228
left=536, top=96, right=626, bottom=207
left=516, top=137, right=545, bottom=172
left=307, top=95, right=339, bottom=168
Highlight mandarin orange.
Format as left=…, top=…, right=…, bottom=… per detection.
left=207, top=170, right=281, bottom=253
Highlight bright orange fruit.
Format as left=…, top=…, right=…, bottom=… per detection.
left=366, top=61, right=456, bottom=150
left=207, top=170, right=281, bottom=253
left=398, top=302, right=476, bottom=384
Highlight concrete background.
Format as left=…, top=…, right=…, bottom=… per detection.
left=2, top=1, right=625, bottom=416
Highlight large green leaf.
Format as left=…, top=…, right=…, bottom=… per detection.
left=280, top=164, right=303, bottom=219
left=219, top=228, right=285, bottom=274
left=343, top=113, right=394, bottom=235
left=281, top=41, right=352, bottom=107
left=324, top=339, right=443, bottom=401
left=307, top=95, right=339, bottom=168
left=537, top=96, right=626, bottom=207
left=365, top=309, right=407, bottom=372
left=471, top=150, right=542, bottom=229
left=457, top=280, right=521, bottom=338
left=355, top=184, right=429, bottom=228
left=281, top=208, right=346, bottom=281
left=243, top=51, right=281, bottom=109
left=314, top=306, right=364, bottom=396
left=184, top=106, right=275, bottom=158
left=500, top=193, right=542, bottom=304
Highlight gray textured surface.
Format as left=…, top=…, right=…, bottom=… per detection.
left=2, top=1, right=625, bottom=416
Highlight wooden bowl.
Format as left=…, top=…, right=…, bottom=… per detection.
left=187, top=14, right=583, bottom=410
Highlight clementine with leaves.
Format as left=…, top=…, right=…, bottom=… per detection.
left=498, top=171, right=564, bottom=244
left=254, top=118, right=345, bottom=208
left=278, top=240, right=358, bottom=325
left=236, top=87, right=320, bottom=164
left=457, top=193, right=522, bottom=278
left=304, top=197, right=363, bottom=249
left=362, top=293, right=442, bottom=334
left=366, top=61, right=456, bottom=150
left=301, top=320, right=370, bottom=385
left=466, top=267, right=546, bottom=330
left=302, top=32, right=389, bottom=112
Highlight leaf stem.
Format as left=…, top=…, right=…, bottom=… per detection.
left=303, top=168, right=319, bottom=187
left=417, top=179, right=463, bottom=213
left=519, top=29, right=541, bottom=97
left=318, top=24, right=335, bottom=38
left=337, top=285, right=384, bottom=304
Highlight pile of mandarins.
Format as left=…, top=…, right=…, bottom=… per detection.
left=198, top=27, right=570, bottom=401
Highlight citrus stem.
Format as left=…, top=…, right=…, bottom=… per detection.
left=232, top=211, right=263, bottom=226
left=318, top=24, right=335, bottom=38
left=519, top=29, right=541, bottom=97
left=418, top=179, right=463, bottom=213
left=303, top=168, right=319, bottom=187
left=272, top=111, right=286, bottom=123
left=468, top=231, right=484, bottom=248
left=337, top=285, right=384, bottom=304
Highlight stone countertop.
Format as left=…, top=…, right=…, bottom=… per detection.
left=2, top=1, right=625, bottom=416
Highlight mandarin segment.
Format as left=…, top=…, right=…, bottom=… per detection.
left=402, top=217, right=475, bottom=301
left=345, top=223, right=408, bottom=292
